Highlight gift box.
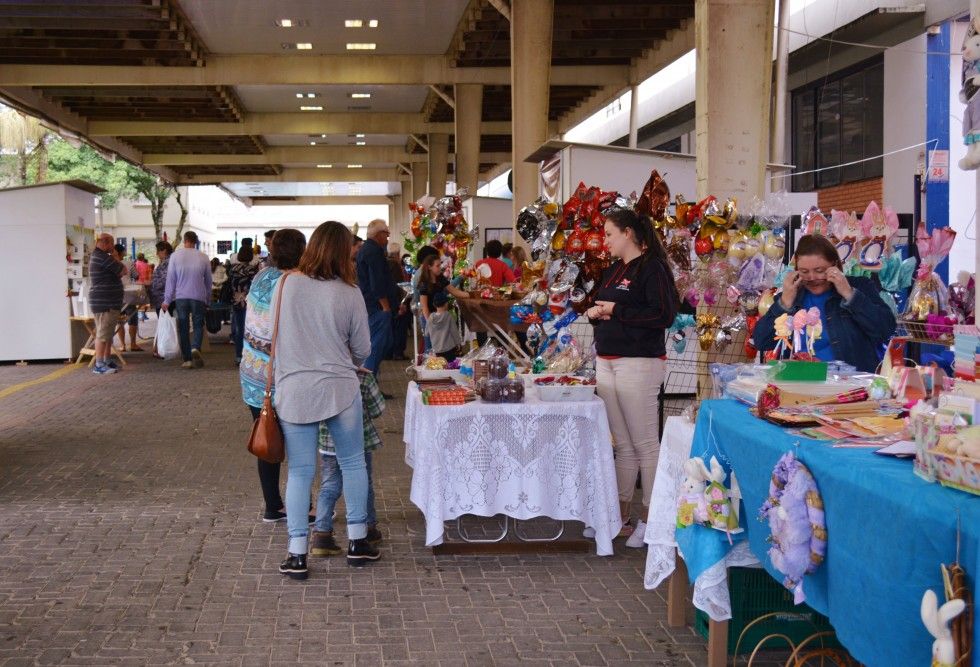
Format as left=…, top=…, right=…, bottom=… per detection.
left=767, top=360, right=828, bottom=382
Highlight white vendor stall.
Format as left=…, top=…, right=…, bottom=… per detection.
left=0, top=180, right=103, bottom=362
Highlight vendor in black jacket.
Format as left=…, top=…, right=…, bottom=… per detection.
left=586, top=208, right=678, bottom=543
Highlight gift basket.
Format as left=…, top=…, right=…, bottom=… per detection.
left=899, top=224, right=958, bottom=344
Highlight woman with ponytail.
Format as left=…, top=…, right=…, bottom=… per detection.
left=586, top=208, right=678, bottom=545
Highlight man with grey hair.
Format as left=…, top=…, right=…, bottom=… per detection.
left=162, top=231, right=212, bottom=369
left=88, top=233, right=127, bottom=374
left=356, top=219, right=393, bottom=380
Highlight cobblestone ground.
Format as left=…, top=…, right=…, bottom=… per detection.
left=0, top=330, right=721, bottom=666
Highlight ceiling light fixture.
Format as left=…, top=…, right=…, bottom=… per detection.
left=344, top=19, right=363, bottom=28
left=355, top=133, right=365, bottom=138
left=299, top=105, right=323, bottom=111
left=346, top=43, right=376, bottom=50
left=277, top=19, right=293, bottom=27
left=309, top=141, right=316, bottom=145
left=321, top=134, right=327, bottom=138
left=317, top=164, right=333, bottom=168
left=348, top=164, right=363, bottom=168
left=296, top=42, right=313, bottom=50
left=368, top=19, right=379, bottom=28
left=356, top=141, right=366, bottom=146
left=350, top=93, right=371, bottom=99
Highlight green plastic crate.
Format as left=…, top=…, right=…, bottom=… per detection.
left=694, top=567, right=840, bottom=655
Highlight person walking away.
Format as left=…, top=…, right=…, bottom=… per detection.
left=274, top=221, right=377, bottom=580
left=211, top=257, right=228, bottom=300
left=88, top=233, right=127, bottom=374
left=586, top=208, right=678, bottom=547
left=113, top=243, right=143, bottom=352
left=427, top=292, right=462, bottom=362
left=310, top=366, right=385, bottom=556
left=134, top=253, right=153, bottom=322
left=356, top=219, right=394, bottom=377
left=228, top=245, right=259, bottom=364
left=501, top=242, right=515, bottom=270
left=161, top=231, right=212, bottom=369
left=148, top=241, right=172, bottom=358
left=239, top=229, right=306, bottom=524
left=387, top=249, right=410, bottom=361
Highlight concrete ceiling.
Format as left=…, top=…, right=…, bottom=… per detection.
left=0, top=0, right=697, bottom=206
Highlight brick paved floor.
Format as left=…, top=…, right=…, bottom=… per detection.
left=0, top=332, right=724, bottom=666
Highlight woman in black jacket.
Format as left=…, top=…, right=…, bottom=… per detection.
left=586, top=208, right=678, bottom=543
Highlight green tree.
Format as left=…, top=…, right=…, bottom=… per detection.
left=0, top=109, right=51, bottom=186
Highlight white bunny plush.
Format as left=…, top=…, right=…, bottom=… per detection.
left=702, top=457, right=739, bottom=532
left=676, top=458, right=710, bottom=528
left=920, top=589, right=966, bottom=667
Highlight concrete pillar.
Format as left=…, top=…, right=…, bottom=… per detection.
left=628, top=84, right=640, bottom=149
left=411, top=161, right=428, bottom=203
left=454, top=84, right=484, bottom=195
left=391, top=193, right=406, bottom=239
left=428, top=133, right=449, bottom=199
left=510, top=0, right=554, bottom=222
left=694, top=0, right=775, bottom=199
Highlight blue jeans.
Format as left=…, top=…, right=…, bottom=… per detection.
left=280, top=397, right=368, bottom=554
left=364, top=309, right=392, bottom=377
left=315, top=451, right=375, bottom=532
left=231, top=305, right=246, bottom=361
left=173, top=299, right=206, bottom=362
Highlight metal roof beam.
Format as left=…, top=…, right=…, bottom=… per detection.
left=88, top=115, right=523, bottom=137
left=175, top=168, right=408, bottom=184
left=145, top=148, right=512, bottom=166
left=0, top=56, right=627, bottom=86
left=249, top=196, right=395, bottom=206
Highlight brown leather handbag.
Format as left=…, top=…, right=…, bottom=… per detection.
left=247, top=272, right=290, bottom=463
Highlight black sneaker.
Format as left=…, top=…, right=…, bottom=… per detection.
left=278, top=553, right=308, bottom=580
left=366, top=525, right=383, bottom=544
left=346, top=538, right=381, bottom=567
left=262, top=510, right=286, bottom=523
left=310, top=531, right=342, bottom=557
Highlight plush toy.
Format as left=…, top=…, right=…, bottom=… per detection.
left=921, top=589, right=966, bottom=667
left=702, top=457, right=739, bottom=533
left=960, top=21, right=980, bottom=170
left=676, top=458, right=710, bottom=528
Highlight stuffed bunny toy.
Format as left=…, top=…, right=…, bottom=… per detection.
left=920, top=589, right=966, bottom=667
left=676, top=458, right=710, bottom=528
left=702, top=457, right=738, bottom=532
left=959, top=22, right=980, bottom=170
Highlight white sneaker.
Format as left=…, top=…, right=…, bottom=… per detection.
left=625, top=520, right=647, bottom=548
left=582, top=526, right=596, bottom=539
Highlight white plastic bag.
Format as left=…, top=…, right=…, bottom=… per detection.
left=155, top=311, right=181, bottom=360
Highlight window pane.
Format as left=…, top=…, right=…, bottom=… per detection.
left=816, top=81, right=841, bottom=188
left=840, top=72, right=865, bottom=183
left=863, top=63, right=884, bottom=179
left=792, top=90, right=815, bottom=192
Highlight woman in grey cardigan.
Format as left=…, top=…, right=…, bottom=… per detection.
left=273, top=221, right=377, bottom=579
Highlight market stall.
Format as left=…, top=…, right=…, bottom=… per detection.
left=403, top=381, right=620, bottom=556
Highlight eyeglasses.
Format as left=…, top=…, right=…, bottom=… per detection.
left=796, top=265, right=832, bottom=278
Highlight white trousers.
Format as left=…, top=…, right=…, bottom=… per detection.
left=596, top=356, right=665, bottom=509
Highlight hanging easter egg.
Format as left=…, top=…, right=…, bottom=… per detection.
left=694, top=235, right=714, bottom=262
left=411, top=215, right=422, bottom=238
left=585, top=228, right=604, bottom=253
left=551, top=230, right=567, bottom=252
left=566, top=229, right=587, bottom=254
left=758, top=289, right=775, bottom=316
left=762, top=233, right=785, bottom=260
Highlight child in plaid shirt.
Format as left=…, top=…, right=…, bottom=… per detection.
left=310, top=368, right=385, bottom=556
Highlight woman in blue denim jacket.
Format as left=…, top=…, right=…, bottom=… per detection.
left=752, top=234, right=896, bottom=373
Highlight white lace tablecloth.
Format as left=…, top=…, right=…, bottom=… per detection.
left=404, top=382, right=621, bottom=556
left=643, top=416, right=761, bottom=621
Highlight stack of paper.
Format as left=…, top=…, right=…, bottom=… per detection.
left=953, top=325, right=980, bottom=381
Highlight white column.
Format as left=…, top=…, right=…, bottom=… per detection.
left=412, top=161, right=428, bottom=203
left=428, top=133, right=449, bottom=199
left=695, top=0, right=776, bottom=199
left=454, top=84, right=484, bottom=195
left=628, top=84, right=640, bottom=149
left=510, top=0, right=554, bottom=222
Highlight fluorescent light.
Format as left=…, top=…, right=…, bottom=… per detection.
left=356, top=141, right=366, bottom=146
left=295, top=93, right=303, bottom=98
left=307, top=93, right=316, bottom=98
left=345, top=19, right=363, bottom=28
left=350, top=93, right=371, bottom=99
left=346, top=43, right=376, bottom=50
left=355, top=133, right=365, bottom=138
left=348, top=164, right=363, bottom=168
left=320, top=134, right=327, bottom=138
left=317, top=164, right=333, bottom=168
left=296, top=42, right=313, bottom=50
left=299, top=105, right=322, bottom=111
left=368, top=19, right=379, bottom=28
left=309, top=141, right=316, bottom=145
left=277, top=19, right=293, bottom=27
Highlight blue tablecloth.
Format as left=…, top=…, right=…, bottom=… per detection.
left=676, top=399, right=979, bottom=667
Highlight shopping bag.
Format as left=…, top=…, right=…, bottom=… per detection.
left=156, top=311, right=181, bottom=360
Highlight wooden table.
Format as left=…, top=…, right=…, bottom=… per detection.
left=70, top=316, right=126, bottom=367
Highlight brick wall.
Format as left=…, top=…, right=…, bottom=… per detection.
left=815, top=177, right=884, bottom=213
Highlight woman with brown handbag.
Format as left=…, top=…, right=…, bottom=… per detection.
left=272, top=221, right=376, bottom=580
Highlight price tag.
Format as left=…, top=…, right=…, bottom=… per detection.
left=929, top=150, right=949, bottom=182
